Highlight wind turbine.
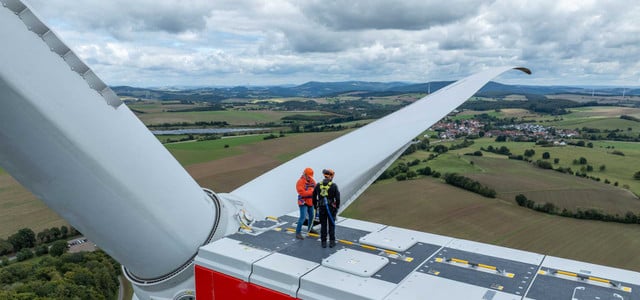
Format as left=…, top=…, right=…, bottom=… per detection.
left=1, top=1, right=639, bottom=299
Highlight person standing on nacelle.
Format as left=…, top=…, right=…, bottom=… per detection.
left=295, top=167, right=316, bottom=240
left=313, top=169, right=340, bottom=248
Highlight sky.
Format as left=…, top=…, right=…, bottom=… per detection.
left=21, top=0, right=640, bottom=88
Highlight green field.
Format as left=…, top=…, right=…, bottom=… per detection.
left=464, top=138, right=640, bottom=195
left=165, top=134, right=271, bottom=166
left=400, top=137, right=640, bottom=212
left=137, top=109, right=331, bottom=126
left=545, top=106, right=640, bottom=131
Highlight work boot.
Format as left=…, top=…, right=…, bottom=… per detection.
left=321, top=241, right=327, bottom=248
left=296, top=233, right=304, bottom=240
left=329, top=240, right=336, bottom=248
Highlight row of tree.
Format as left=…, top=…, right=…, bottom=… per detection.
left=443, top=173, right=497, bottom=198
left=515, top=194, right=640, bottom=224
left=481, top=145, right=511, bottom=156
left=8, top=240, right=69, bottom=263
left=0, top=226, right=79, bottom=256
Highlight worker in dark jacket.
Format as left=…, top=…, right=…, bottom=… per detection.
left=313, top=169, right=340, bottom=248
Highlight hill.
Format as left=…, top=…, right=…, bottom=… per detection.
left=113, top=81, right=640, bottom=103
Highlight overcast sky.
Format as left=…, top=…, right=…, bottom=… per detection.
left=22, top=0, right=640, bottom=87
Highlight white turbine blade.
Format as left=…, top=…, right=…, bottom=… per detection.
left=0, top=1, right=216, bottom=280
left=232, top=67, right=531, bottom=219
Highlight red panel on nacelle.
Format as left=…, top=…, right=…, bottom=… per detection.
left=195, top=265, right=297, bottom=300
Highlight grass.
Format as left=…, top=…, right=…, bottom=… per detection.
left=165, top=134, right=270, bottom=166
left=424, top=138, right=640, bottom=212
left=137, top=109, right=331, bottom=126
left=543, top=106, right=640, bottom=131
left=457, top=138, right=640, bottom=196
left=420, top=152, right=483, bottom=174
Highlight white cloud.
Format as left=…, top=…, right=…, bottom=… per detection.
left=18, top=0, right=640, bottom=86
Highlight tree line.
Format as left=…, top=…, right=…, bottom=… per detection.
left=443, top=173, right=497, bottom=198
left=515, top=194, right=640, bottom=224
left=148, top=121, right=230, bottom=129
left=0, top=226, right=80, bottom=257
left=460, top=98, right=590, bottom=115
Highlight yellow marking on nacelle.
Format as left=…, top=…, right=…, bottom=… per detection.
left=338, top=240, right=353, bottom=245
left=266, top=216, right=278, bottom=221
left=384, top=250, right=398, bottom=255
left=623, top=287, right=632, bottom=293
left=478, top=263, right=497, bottom=271
left=556, top=270, right=577, bottom=277
left=361, top=245, right=377, bottom=250
left=451, top=258, right=469, bottom=265
left=588, top=276, right=610, bottom=284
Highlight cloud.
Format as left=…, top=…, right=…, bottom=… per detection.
left=17, top=0, right=640, bottom=86
left=299, top=0, right=490, bottom=31
left=25, top=0, right=213, bottom=39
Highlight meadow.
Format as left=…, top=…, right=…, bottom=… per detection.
left=462, top=138, right=640, bottom=195
left=139, top=110, right=331, bottom=126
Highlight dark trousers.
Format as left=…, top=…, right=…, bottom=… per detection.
left=319, top=207, right=336, bottom=242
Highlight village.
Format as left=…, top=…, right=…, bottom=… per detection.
left=431, top=115, right=579, bottom=145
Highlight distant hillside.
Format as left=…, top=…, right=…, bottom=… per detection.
left=112, top=81, right=640, bottom=103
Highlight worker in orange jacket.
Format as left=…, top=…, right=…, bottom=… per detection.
left=295, top=167, right=316, bottom=240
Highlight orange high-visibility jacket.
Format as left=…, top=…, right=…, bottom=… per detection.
left=296, top=175, right=316, bottom=206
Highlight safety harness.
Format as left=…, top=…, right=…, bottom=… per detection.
left=319, top=182, right=335, bottom=225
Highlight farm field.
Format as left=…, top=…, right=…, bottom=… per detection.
left=386, top=136, right=640, bottom=216
left=136, top=109, right=332, bottom=126
left=183, top=131, right=345, bottom=192
left=541, top=106, right=640, bottom=131
left=0, top=175, right=68, bottom=238
left=454, top=137, right=640, bottom=197
left=165, top=134, right=273, bottom=166
left=547, top=94, right=640, bottom=104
